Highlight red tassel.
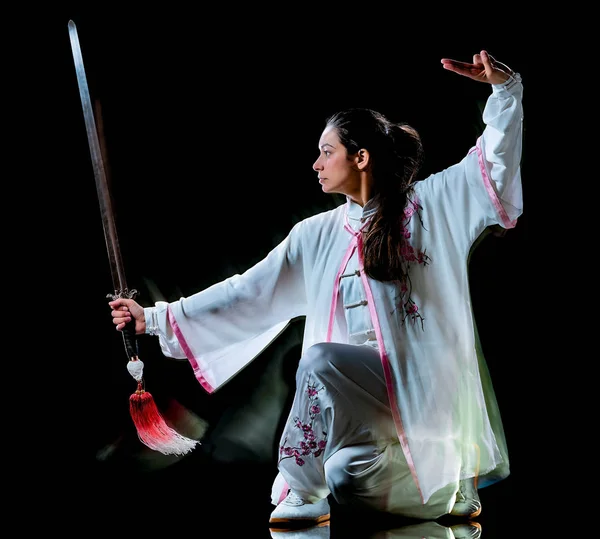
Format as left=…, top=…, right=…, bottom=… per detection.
left=130, top=381, right=198, bottom=456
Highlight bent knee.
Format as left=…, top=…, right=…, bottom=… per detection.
left=297, top=343, right=339, bottom=378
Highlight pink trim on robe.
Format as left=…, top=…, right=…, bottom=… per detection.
left=167, top=304, right=216, bottom=394
left=278, top=482, right=289, bottom=504
left=472, top=138, right=518, bottom=229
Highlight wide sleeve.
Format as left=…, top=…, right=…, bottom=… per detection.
left=474, top=73, right=524, bottom=228
left=416, top=73, right=524, bottom=244
left=143, top=220, right=308, bottom=392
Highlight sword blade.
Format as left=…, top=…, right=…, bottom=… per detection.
left=68, top=19, right=127, bottom=295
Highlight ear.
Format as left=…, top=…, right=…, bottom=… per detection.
left=354, top=148, right=371, bottom=172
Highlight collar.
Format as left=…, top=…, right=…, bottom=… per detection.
left=346, top=196, right=378, bottom=224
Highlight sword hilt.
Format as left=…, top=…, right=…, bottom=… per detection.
left=121, top=316, right=139, bottom=361
left=107, top=288, right=139, bottom=361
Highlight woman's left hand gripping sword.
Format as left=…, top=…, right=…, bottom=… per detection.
left=68, top=20, right=198, bottom=455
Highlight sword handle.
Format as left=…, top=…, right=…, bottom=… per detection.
left=107, top=288, right=140, bottom=361
left=122, top=318, right=139, bottom=360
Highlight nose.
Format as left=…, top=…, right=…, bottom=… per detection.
left=312, top=156, right=323, bottom=172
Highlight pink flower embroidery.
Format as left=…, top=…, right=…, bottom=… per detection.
left=279, top=376, right=328, bottom=466
left=393, top=197, right=430, bottom=329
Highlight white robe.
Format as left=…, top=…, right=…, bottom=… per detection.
left=144, top=74, right=524, bottom=505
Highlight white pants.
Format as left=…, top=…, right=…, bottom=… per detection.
left=275, top=342, right=457, bottom=519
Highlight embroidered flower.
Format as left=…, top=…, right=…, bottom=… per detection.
left=392, top=197, right=430, bottom=329
left=279, top=376, right=328, bottom=466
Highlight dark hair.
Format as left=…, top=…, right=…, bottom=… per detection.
left=325, top=108, right=424, bottom=282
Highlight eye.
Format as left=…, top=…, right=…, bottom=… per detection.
left=323, top=150, right=331, bottom=157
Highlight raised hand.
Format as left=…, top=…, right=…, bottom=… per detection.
left=441, top=50, right=514, bottom=85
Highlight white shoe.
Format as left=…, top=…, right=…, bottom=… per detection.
left=450, top=522, right=482, bottom=539
left=269, top=491, right=331, bottom=525
left=270, top=521, right=330, bottom=538
left=449, top=478, right=481, bottom=518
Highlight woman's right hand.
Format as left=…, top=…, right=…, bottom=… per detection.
left=108, top=297, right=146, bottom=335
left=441, top=50, right=514, bottom=85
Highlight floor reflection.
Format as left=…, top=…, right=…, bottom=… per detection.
left=84, top=436, right=516, bottom=539
left=268, top=519, right=482, bottom=538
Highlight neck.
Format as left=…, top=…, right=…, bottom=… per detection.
left=350, top=173, right=373, bottom=207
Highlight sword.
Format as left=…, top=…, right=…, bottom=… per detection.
left=68, top=20, right=138, bottom=361
left=68, top=19, right=197, bottom=455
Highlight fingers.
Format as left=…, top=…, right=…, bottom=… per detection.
left=111, top=305, right=130, bottom=317
left=480, top=50, right=491, bottom=67
left=440, top=58, right=470, bottom=75
left=108, top=298, right=130, bottom=309
left=483, top=50, right=498, bottom=64
left=115, top=318, right=131, bottom=331
left=441, top=58, right=473, bottom=69
left=108, top=298, right=132, bottom=331
left=441, top=58, right=482, bottom=79
left=480, top=50, right=498, bottom=80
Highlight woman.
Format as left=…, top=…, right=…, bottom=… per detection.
left=109, top=49, right=523, bottom=525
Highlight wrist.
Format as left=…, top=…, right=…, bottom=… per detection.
left=492, top=72, right=521, bottom=93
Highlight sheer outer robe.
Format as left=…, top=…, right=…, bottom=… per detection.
left=145, top=75, right=523, bottom=504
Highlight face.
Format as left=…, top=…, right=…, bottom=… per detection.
left=312, top=126, right=361, bottom=198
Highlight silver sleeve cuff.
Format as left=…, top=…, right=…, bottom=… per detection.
left=144, top=307, right=159, bottom=336
left=494, top=72, right=521, bottom=92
